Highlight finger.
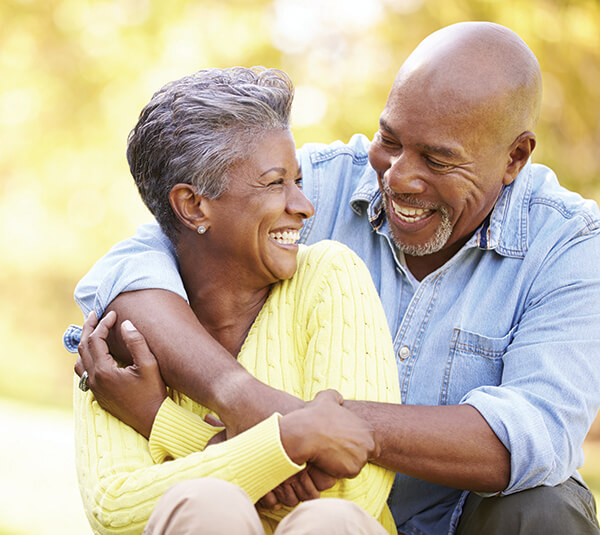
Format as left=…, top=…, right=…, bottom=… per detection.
left=86, top=311, right=119, bottom=370
left=314, top=388, right=343, bottom=405
left=258, top=492, right=280, bottom=510
left=307, top=465, right=337, bottom=491
left=273, top=482, right=300, bottom=507
left=92, top=310, right=118, bottom=340
left=204, top=413, right=225, bottom=427
left=120, top=320, right=157, bottom=368
left=290, top=469, right=320, bottom=501
left=82, top=310, right=99, bottom=333
left=77, top=311, right=101, bottom=373
left=74, top=356, right=84, bottom=377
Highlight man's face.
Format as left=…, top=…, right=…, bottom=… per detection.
left=368, top=80, right=513, bottom=271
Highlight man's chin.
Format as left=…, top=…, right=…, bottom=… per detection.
left=390, top=222, right=453, bottom=257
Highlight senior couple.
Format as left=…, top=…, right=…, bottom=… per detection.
left=66, top=21, right=600, bottom=534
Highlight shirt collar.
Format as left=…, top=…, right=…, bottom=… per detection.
left=349, top=166, right=386, bottom=229
left=468, top=160, right=532, bottom=257
left=349, top=160, right=533, bottom=257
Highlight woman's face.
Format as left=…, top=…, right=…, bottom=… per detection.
left=205, top=129, right=314, bottom=288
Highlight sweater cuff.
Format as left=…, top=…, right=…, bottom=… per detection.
left=149, top=397, right=224, bottom=463
left=224, top=413, right=305, bottom=503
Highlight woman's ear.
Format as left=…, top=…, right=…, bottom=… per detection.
left=169, top=184, right=211, bottom=233
left=502, top=132, right=536, bottom=186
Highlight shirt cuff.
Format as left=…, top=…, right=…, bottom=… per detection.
left=149, top=397, right=224, bottom=463
left=222, top=412, right=306, bottom=503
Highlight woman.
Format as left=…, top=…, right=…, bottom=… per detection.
left=67, top=67, right=400, bottom=534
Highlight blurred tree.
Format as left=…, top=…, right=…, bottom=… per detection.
left=0, top=0, right=598, bottom=408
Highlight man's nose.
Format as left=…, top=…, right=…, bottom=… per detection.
left=385, top=155, right=427, bottom=194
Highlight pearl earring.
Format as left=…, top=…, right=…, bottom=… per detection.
left=197, top=225, right=207, bottom=235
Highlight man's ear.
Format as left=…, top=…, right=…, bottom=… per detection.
left=503, top=132, right=536, bottom=185
left=169, top=184, right=211, bottom=232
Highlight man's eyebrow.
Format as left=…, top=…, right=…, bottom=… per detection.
left=419, top=144, right=462, bottom=160
left=379, top=118, right=395, bottom=135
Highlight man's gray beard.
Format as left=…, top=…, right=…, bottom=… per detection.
left=386, top=205, right=453, bottom=257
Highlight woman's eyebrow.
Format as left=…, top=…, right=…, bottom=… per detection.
left=259, top=167, right=287, bottom=177
left=259, top=165, right=302, bottom=178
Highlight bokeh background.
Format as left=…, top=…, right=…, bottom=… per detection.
left=1, top=0, right=599, bottom=533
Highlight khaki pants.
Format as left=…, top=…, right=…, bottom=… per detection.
left=143, top=478, right=388, bottom=535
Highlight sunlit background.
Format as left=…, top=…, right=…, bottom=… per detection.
left=1, top=0, right=599, bottom=533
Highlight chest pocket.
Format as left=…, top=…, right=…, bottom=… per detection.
left=440, top=327, right=514, bottom=405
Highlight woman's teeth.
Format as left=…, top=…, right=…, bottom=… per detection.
left=269, top=230, right=300, bottom=245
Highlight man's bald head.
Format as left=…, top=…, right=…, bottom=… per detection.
left=370, top=22, right=542, bottom=272
left=393, top=21, right=542, bottom=146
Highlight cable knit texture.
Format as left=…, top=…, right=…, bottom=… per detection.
left=74, top=240, right=401, bottom=534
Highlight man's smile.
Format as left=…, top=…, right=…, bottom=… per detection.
left=391, top=200, right=434, bottom=223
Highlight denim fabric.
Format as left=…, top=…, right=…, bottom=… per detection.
left=63, top=324, right=82, bottom=353
left=71, top=134, right=600, bottom=534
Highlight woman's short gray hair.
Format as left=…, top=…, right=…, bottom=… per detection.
left=126, top=66, right=295, bottom=242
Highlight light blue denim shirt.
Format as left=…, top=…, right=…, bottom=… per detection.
left=70, top=134, right=600, bottom=535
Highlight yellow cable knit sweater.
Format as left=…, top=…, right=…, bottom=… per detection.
left=74, top=240, right=401, bottom=534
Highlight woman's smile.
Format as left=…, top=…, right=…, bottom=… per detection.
left=268, top=228, right=301, bottom=246
left=202, top=129, right=314, bottom=287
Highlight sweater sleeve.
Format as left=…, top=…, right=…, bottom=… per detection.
left=296, top=241, right=401, bottom=521
left=74, top=376, right=304, bottom=535
left=148, top=397, right=224, bottom=463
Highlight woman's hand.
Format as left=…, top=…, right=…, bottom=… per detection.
left=75, top=311, right=168, bottom=439
left=258, top=465, right=336, bottom=510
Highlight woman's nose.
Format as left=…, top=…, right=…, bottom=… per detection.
left=287, top=184, right=315, bottom=219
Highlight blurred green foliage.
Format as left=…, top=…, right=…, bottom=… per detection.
left=1, top=0, right=599, bottom=412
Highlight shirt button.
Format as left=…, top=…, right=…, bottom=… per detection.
left=398, top=346, right=410, bottom=361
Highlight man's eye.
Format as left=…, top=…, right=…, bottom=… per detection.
left=269, top=179, right=284, bottom=186
left=427, top=158, right=453, bottom=170
left=377, top=132, right=397, bottom=147
left=295, top=177, right=303, bottom=189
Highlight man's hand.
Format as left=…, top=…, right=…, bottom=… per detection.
left=259, top=390, right=378, bottom=509
left=279, top=390, right=380, bottom=479
left=75, top=311, right=168, bottom=438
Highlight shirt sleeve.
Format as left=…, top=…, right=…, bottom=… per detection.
left=74, top=222, right=187, bottom=319
left=74, top=376, right=304, bottom=535
left=462, top=228, right=600, bottom=495
left=297, top=240, right=401, bottom=521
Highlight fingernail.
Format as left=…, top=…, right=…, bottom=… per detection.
left=122, top=320, right=137, bottom=332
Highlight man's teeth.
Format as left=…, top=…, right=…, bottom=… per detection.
left=269, top=230, right=300, bottom=245
left=391, top=200, right=432, bottom=222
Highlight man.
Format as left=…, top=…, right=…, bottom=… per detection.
left=73, top=22, right=600, bottom=534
